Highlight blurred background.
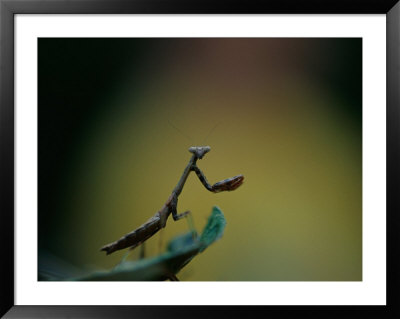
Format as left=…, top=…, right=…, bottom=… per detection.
left=38, top=38, right=362, bottom=281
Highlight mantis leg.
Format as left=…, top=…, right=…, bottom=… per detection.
left=191, top=166, right=213, bottom=191
left=171, top=195, right=197, bottom=237
left=167, top=273, right=180, bottom=281
left=192, top=165, right=244, bottom=193
left=158, top=228, right=164, bottom=254
left=171, top=195, right=190, bottom=221
left=139, top=242, right=146, bottom=259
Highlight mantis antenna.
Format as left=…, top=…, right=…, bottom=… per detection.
left=168, top=119, right=221, bottom=146
left=202, top=121, right=221, bottom=145
left=167, top=119, right=193, bottom=142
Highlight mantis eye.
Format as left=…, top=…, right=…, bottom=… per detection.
left=189, top=146, right=211, bottom=159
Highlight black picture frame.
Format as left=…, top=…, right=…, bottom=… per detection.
left=1, top=0, right=399, bottom=318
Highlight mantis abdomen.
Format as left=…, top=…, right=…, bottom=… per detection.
left=101, top=213, right=163, bottom=255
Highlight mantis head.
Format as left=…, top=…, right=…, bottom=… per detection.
left=189, top=146, right=211, bottom=159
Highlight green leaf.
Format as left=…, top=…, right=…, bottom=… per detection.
left=69, top=206, right=226, bottom=281
left=199, top=206, right=226, bottom=252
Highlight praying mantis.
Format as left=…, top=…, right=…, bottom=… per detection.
left=100, top=146, right=244, bottom=255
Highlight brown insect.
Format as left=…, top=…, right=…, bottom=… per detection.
left=100, top=146, right=244, bottom=255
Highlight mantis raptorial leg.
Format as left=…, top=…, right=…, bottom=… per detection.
left=100, top=146, right=244, bottom=255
